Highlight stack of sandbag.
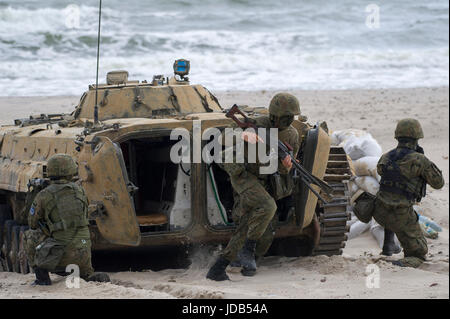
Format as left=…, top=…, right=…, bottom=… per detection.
left=331, top=129, right=400, bottom=247
left=331, top=129, right=382, bottom=161
left=332, top=129, right=442, bottom=245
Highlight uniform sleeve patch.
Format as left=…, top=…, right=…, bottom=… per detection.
left=30, top=206, right=35, bottom=216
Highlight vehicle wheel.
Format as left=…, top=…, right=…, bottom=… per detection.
left=18, top=226, right=30, bottom=274
left=10, top=225, right=21, bottom=273
left=0, top=205, right=10, bottom=271
left=312, top=146, right=351, bottom=256
left=2, top=220, right=17, bottom=272
left=0, top=204, right=12, bottom=250
left=270, top=236, right=316, bottom=257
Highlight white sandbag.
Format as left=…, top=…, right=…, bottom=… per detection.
left=370, top=223, right=384, bottom=248
left=331, top=129, right=368, bottom=146
left=332, top=129, right=382, bottom=160
left=348, top=220, right=371, bottom=239
left=347, top=211, right=359, bottom=227
left=342, top=136, right=382, bottom=160
left=354, top=176, right=380, bottom=195
left=347, top=179, right=360, bottom=197
left=353, top=156, right=381, bottom=181
left=330, top=131, right=341, bottom=146
left=370, top=220, right=401, bottom=249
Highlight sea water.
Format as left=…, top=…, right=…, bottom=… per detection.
left=0, top=0, right=448, bottom=96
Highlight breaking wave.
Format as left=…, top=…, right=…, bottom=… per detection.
left=0, top=0, right=448, bottom=96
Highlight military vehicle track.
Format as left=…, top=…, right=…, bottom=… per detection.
left=313, top=146, right=352, bottom=256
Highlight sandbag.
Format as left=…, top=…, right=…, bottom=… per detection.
left=331, top=129, right=382, bottom=160
left=347, top=179, right=360, bottom=197
left=331, top=129, right=368, bottom=146
left=348, top=220, right=371, bottom=239
left=341, top=136, right=382, bottom=160
left=354, top=176, right=380, bottom=195
left=370, top=220, right=401, bottom=248
left=353, top=156, right=381, bottom=181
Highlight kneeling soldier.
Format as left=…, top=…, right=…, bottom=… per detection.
left=25, top=154, right=110, bottom=285
left=373, top=119, right=444, bottom=268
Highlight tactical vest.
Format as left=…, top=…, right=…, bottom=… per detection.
left=379, top=148, right=425, bottom=202
left=43, top=183, right=89, bottom=234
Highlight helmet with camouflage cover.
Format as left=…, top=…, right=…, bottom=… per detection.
left=47, top=154, right=78, bottom=178
left=269, top=93, right=301, bottom=117
left=395, top=118, right=424, bottom=140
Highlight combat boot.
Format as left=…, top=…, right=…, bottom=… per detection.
left=206, top=256, right=230, bottom=281
left=32, top=267, right=52, bottom=286
left=229, top=250, right=244, bottom=268
left=87, top=272, right=111, bottom=283
left=240, top=239, right=257, bottom=277
left=381, top=229, right=402, bottom=256
left=230, top=250, right=262, bottom=268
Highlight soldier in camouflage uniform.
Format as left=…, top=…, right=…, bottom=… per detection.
left=206, top=93, right=300, bottom=281
left=373, top=119, right=444, bottom=268
left=24, top=154, right=110, bottom=285
left=230, top=94, right=302, bottom=271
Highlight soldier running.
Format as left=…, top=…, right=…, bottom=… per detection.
left=206, top=93, right=300, bottom=281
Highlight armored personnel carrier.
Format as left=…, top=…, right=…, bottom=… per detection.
left=0, top=61, right=352, bottom=274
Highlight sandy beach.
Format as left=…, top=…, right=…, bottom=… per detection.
left=0, top=86, right=448, bottom=299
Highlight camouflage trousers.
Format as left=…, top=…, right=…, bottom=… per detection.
left=24, top=229, right=94, bottom=279
left=222, top=181, right=277, bottom=262
left=372, top=198, right=427, bottom=268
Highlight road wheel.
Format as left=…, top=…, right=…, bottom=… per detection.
left=0, top=204, right=12, bottom=251
left=2, top=220, right=17, bottom=272
left=11, top=225, right=22, bottom=273
left=18, top=226, right=30, bottom=274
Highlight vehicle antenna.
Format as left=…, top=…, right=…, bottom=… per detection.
left=94, top=0, right=102, bottom=125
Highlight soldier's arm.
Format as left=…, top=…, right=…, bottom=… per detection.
left=377, top=154, right=388, bottom=177
left=77, top=184, right=89, bottom=217
left=27, top=192, right=47, bottom=230
left=278, top=128, right=300, bottom=175
left=420, top=156, right=445, bottom=190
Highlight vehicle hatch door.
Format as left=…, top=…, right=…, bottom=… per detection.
left=79, top=136, right=141, bottom=246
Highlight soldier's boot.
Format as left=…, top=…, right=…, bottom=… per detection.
left=32, top=267, right=52, bottom=286
left=381, top=229, right=402, bottom=256
left=230, top=250, right=262, bottom=268
left=390, top=256, right=424, bottom=268
left=240, top=239, right=257, bottom=277
left=87, top=272, right=111, bottom=283
left=229, top=250, right=244, bottom=268
left=206, top=256, right=230, bottom=281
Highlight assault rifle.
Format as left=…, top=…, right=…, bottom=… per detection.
left=416, top=145, right=427, bottom=201
left=225, top=104, right=334, bottom=203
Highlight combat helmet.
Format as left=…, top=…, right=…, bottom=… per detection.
left=47, top=154, right=78, bottom=179
left=395, top=118, right=424, bottom=140
left=269, top=93, right=300, bottom=129
left=269, top=93, right=300, bottom=117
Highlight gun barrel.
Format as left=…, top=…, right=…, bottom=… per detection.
left=291, top=160, right=333, bottom=195
left=278, top=140, right=333, bottom=195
